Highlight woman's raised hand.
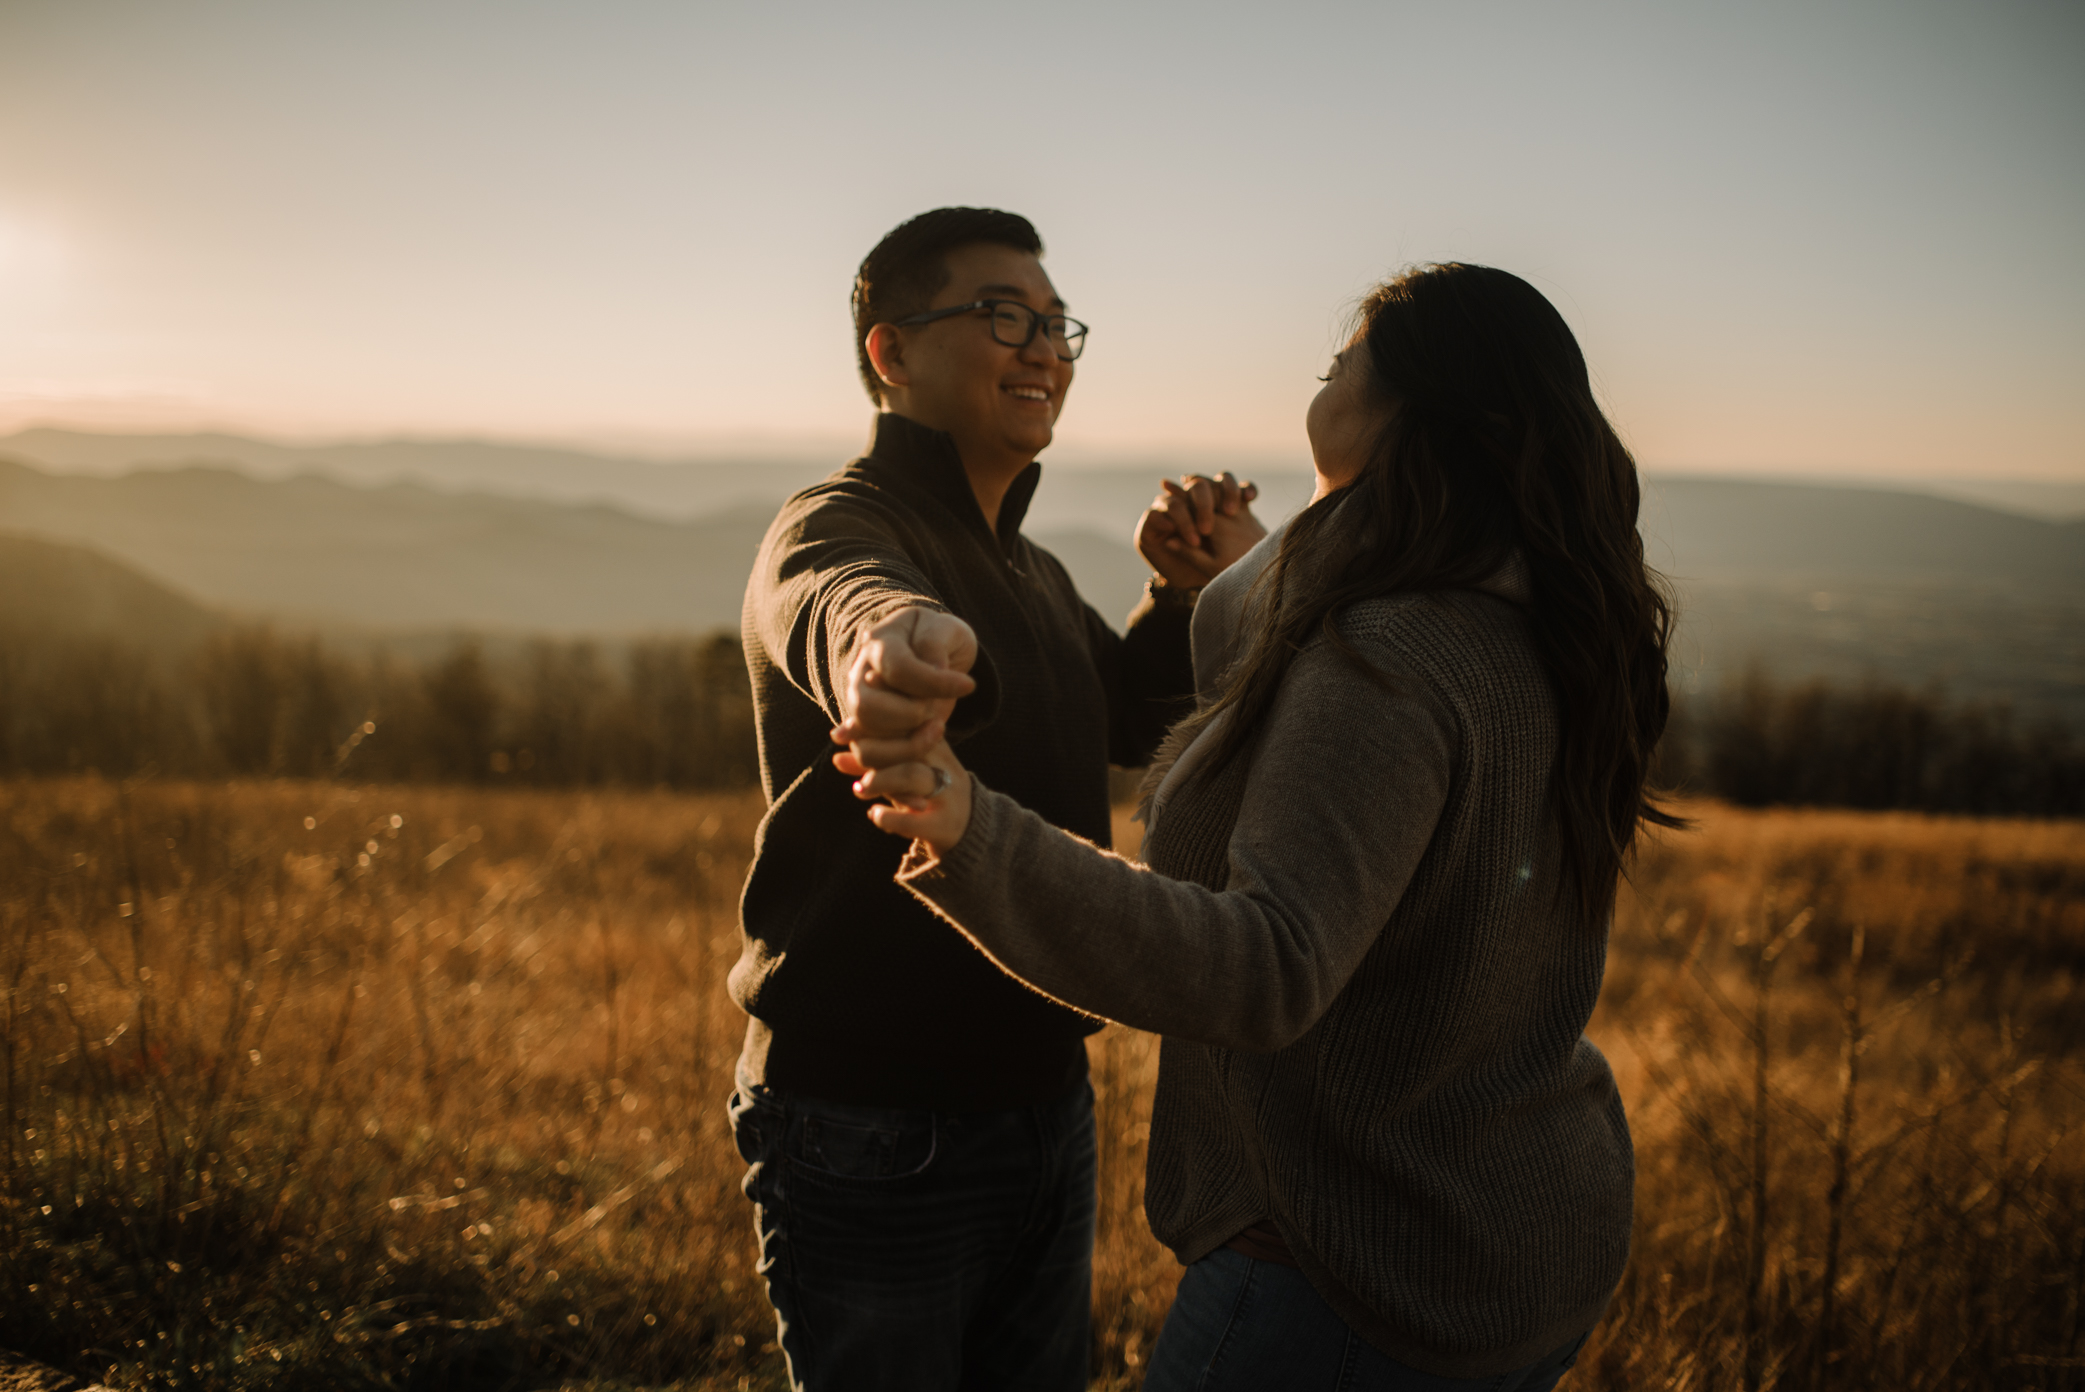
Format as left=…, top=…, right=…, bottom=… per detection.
left=833, top=736, right=973, bottom=854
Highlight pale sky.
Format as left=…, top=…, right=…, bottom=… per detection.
left=1, top=0, right=2080, bottom=478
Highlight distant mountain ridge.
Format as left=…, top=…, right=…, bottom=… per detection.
left=0, top=457, right=778, bottom=634
left=1, top=451, right=2077, bottom=723
left=1641, top=477, right=2083, bottom=585
left=3, top=450, right=2078, bottom=629
left=0, top=426, right=840, bottom=522
left=0, top=530, right=224, bottom=655
left=8, top=425, right=2083, bottom=525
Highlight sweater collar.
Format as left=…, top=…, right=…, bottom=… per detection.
left=864, top=412, right=1042, bottom=546
left=1475, top=552, right=1532, bottom=605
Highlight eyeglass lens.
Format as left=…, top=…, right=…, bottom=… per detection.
left=987, top=303, right=1086, bottom=360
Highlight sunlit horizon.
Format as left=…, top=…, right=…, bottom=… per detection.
left=3, top=0, right=2080, bottom=482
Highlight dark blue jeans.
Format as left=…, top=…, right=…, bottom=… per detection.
left=729, top=1075, right=1096, bottom=1392
left=1145, top=1247, right=1589, bottom=1392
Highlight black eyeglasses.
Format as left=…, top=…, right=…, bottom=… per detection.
left=891, top=299, right=1089, bottom=361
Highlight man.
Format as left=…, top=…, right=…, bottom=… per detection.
left=726, top=206, right=1264, bottom=1390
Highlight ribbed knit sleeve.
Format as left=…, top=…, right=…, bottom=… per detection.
left=895, top=588, right=1634, bottom=1377
left=897, top=634, right=1455, bottom=1052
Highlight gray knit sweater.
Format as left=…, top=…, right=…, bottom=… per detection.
left=896, top=530, right=1634, bottom=1376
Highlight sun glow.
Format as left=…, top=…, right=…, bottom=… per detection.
left=0, top=211, right=69, bottom=296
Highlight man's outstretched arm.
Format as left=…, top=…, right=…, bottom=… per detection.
left=749, top=492, right=996, bottom=741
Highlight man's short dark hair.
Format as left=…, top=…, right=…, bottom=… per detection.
left=852, top=207, right=1043, bottom=404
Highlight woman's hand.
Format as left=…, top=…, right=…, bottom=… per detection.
left=833, top=737, right=973, bottom=856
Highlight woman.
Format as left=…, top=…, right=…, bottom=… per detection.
left=836, top=263, right=1677, bottom=1389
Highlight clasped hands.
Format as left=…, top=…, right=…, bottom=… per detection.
left=832, top=472, right=1266, bottom=855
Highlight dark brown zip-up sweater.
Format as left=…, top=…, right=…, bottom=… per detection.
left=730, top=412, right=1194, bottom=1111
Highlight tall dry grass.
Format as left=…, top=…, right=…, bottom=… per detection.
left=0, top=778, right=2079, bottom=1390
left=1, top=778, right=775, bottom=1389
left=1584, top=808, right=2084, bottom=1390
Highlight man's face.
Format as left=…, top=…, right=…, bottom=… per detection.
left=883, top=243, right=1073, bottom=464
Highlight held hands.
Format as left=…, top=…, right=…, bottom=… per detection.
left=830, top=606, right=979, bottom=762
left=834, top=738, right=973, bottom=854
left=829, top=606, right=977, bottom=854
left=1134, top=471, right=1268, bottom=589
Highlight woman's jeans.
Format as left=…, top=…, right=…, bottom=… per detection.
left=729, top=1076, right=1096, bottom=1392
left=1144, top=1247, right=1589, bottom=1392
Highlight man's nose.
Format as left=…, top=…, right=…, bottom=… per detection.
left=1017, top=326, right=1059, bottom=367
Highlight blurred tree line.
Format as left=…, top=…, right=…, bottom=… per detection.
left=2, top=624, right=2080, bottom=816
left=1656, top=666, right=2085, bottom=817
left=0, top=626, right=757, bottom=789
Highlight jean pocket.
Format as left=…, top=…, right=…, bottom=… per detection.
left=789, top=1110, right=936, bottom=1182
left=729, top=1089, right=779, bottom=1167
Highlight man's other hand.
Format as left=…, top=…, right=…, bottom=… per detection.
left=830, top=606, right=979, bottom=768
left=1135, top=471, right=1268, bottom=589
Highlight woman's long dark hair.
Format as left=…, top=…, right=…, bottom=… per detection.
left=1193, top=263, right=1681, bottom=922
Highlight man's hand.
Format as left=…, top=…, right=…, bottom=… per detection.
left=829, top=606, right=979, bottom=770
left=1135, top=471, right=1267, bottom=589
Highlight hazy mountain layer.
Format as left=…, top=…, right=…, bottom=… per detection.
left=2, top=451, right=2079, bottom=723
left=0, top=531, right=223, bottom=655
left=8, top=427, right=2083, bottom=525
left=0, top=427, right=838, bottom=521
left=1641, top=478, right=2083, bottom=585
left=0, top=459, right=777, bottom=634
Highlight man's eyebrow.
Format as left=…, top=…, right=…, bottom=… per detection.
left=975, top=282, right=1067, bottom=309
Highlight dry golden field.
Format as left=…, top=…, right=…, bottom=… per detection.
left=0, top=776, right=2079, bottom=1390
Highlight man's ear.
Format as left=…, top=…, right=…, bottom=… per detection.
left=864, top=324, right=909, bottom=391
